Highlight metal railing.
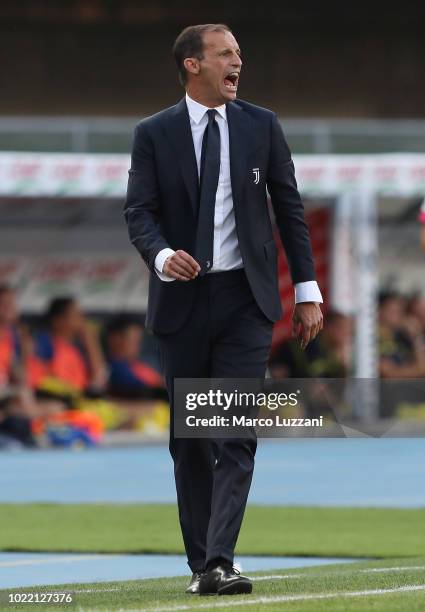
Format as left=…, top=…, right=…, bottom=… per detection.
left=1, top=116, right=425, bottom=154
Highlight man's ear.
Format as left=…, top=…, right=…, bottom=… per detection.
left=183, top=57, right=200, bottom=76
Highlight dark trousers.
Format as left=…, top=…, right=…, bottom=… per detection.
left=155, top=269, right=273, bottom=572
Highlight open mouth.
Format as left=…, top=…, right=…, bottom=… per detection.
left=224, top=71, right=239, bottom=91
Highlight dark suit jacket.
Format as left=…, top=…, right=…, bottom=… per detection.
left=124, top=97, right=316, bottom=334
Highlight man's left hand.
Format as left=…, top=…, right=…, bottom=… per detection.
left=292, top=302, right=323, bottom=350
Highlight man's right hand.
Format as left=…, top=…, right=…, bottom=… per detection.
left=163, top=250, right=201, bottom=281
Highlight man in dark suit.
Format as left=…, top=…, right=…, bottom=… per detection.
left=125, top=23, right=323, bottom=596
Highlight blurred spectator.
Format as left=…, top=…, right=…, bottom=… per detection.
left=378, top=291, right=425, bottom=378
left=0, top=284, right=30, bottom=387
left=105, top=315, right=164, bottom=399
left=270, top=310, right=352, bottom=379
left=406, top=294, right=425, bottom=338
left=0, top=388, right=37, bottom=448
left=0, top=286, right=67, bottom=430
left=32, top=297, right=107, bottom=394
left=419, top=199, right=425, bottom=250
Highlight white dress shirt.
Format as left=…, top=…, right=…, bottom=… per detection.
left=154, top=93, right=323, bottom=304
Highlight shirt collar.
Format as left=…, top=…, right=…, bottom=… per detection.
left=185, top=93, right=227, bottom=124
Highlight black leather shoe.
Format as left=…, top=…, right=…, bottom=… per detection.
left=199, top=564, right=252, bottom=596
left=185, top=572, right=204, bottom=594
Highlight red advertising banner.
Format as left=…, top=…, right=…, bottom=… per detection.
left=271, top=207, right=330, bottom=351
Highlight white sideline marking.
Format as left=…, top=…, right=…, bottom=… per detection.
left=250, top=566, right=425, bottom=580
left=71, top=566, right=425, bottom=595
left=361, top=566, right=425, bottom=573
left=75, top=587, right=121, bottom=593
left=251, top=575, right=294, bottom=581
left=130, top=585, right=425, bottom=611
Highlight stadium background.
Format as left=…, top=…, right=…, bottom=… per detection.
left=1, top=0, right=425, bottom=440
left=0, top=3, right=424, bottom=609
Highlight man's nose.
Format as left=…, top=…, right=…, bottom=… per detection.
left=232, top=54, right=242, bottom=67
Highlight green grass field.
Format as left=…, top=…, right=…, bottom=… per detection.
left=1, top=503, right=425, bottom=610
left=2, top=557, right=425, bottom=611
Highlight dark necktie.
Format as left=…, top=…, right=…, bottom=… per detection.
left=194, top=109, right=221, bottom=275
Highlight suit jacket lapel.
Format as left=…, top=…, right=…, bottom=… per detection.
left=163, top=98, right=199, bottom=217
left=226, top=101, right=256, bottom=213
left=162, top=99, right=259, bottom=219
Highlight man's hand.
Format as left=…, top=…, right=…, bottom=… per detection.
left=163, top=250, right=201, bottom=281
left=292, top=302, right=323, bottom=350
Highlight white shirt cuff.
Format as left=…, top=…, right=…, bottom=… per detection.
left=154, top=248, right=176, bottom=282
left=294, top=280, right=323, bottom=303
